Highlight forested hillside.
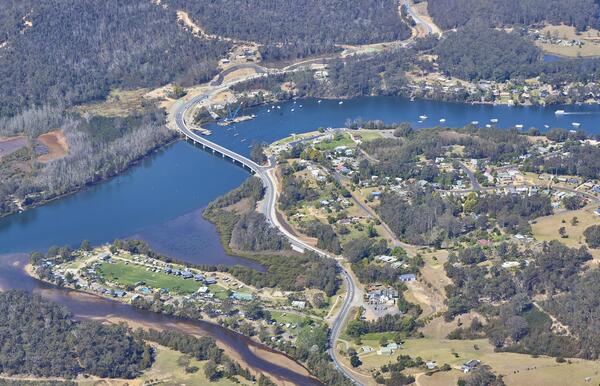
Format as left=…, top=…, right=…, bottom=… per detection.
left=0, top=290, right=151, bottom=378
left=0, top=106, right=175, bottom=216
left=0, top=0, right=230, bottom=116
left=426, top=0, right=599, bottom=30
left=435, top=24, right=541, bottom=82
left=172, top=0, right=411, bottom=60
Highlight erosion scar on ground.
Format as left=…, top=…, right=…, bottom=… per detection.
left=37, top=130, right=69, bottom=163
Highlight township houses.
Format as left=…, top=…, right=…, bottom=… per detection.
left=367, top=286, right=398, bottom=305
left=377, top=342, right=400, bottom=356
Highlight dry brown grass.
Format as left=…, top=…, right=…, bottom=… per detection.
left=73, top=88, right=152, bottom=117
left=531, top=204, right=600, bottom=260
left=537, top=24, right=600, bottom=58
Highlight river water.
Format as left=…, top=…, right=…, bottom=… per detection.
left=1, top=95, right=599, bottom=382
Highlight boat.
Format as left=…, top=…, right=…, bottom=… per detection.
left=471, top=121, right=479, bottom=125
left=291, top=108, right=295, bottom=112
left=299, top=105, right=303, bottom=108
left=544, top=124, right=550, bottom=128
left=233, top=133, right=239, bottom=136
left=439, top=118, right=446, bottom=123
left=339, top=101, right=344, bottom=105
left=572, top=122, right=581, bottom=128
left=515, top=124, right=524, bottom=129
left=486, top=124, right=491, bottom=128
left=271, top=105, right=275, bottom=109
left=318, top=100, right=322, bottom=103
left=419, top=115, right=428, bottom=120
left=267, top=109, right=270, bottom=113
left=490, top=118, right=498, bottom=123
left=241, top=138, right=246, bottom=142
left=555, top=110, right=566, bottom=115
left=277, top=106, right=281, bottom=109
left=418, top=120, right=423, bottom=123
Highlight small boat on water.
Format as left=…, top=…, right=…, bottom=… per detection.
left=241, top=138, right=246, bottom=142
left=418, top=120, right=423, bottom=124
left=555, top=110, right=566, bottom=115
left=271, top=105, right=275, bottom=109
left=486, top=124, right=491, bottom=128
left=267, top=109, right=270, bottom=113
left=544, top=124, right=550, bottom=128
left=233, top=133, right=239, bottom=136
left=490, top=118, right=498, bottom=123
left=318, top=100, right=322, bottom=103
left=419, top=115, right=428, bottom=120
left=439, top=118, right=446, bottom=123
left=299, top=105, right=303, bottom=108
left=339, top=101, right=344, bottom=105
left=515, top=124, right=524, bottom=129
left=291, top=108, right=295, bottom=112
left=471, top=121, right=479, bottom=125
left=572, top=122, right=581, bottom=128
left=277, top=106, right=281, bottom=109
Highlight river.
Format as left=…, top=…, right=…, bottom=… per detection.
left=0, top=95, right=599, bottom=382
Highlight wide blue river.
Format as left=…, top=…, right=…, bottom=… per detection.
left=1, top=96, right=599, bottom=265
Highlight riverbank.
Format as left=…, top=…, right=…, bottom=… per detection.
left=0, top=134, right=179, bottom=220
left=22, top=262, right=320, bottom=386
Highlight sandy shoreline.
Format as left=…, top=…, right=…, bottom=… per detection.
left=23, top=263, right=317, bottom=386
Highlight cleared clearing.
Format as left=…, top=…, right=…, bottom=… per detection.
left=37, top=130, right=69, bottom=162
left=73, top=88, right=152, bottom=117
left=0, top=136, right=27, bottom=158
left=536, top=24, right=600, bottom=57
left=532, top=204, right=600, bottom=259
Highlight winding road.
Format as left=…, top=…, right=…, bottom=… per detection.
left=173, top=78, right=364, bottom=385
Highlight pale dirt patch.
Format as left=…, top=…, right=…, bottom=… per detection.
left=37, top=130, right=69, bottom=162
left=409, top=0, right=443, bottom=36
left=0, top=136, right=28, bottom=158
left=223, top=67, right=258, bottom=83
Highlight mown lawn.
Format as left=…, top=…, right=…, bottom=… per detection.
left=98, top=262, right=201, bottom=294
left=208, top=284, right=231, bottom=300
left=315, top=133, right=355, bottom=151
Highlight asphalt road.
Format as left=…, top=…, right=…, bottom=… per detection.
left=173, top=78, right=364, bottom=385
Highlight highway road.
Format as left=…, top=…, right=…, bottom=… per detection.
left=173, top=76, right=364, bottom=385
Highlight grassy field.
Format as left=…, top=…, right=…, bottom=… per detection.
left=138, top=345, right=245, bottom=386
left=354, top=130, right=384, bottom=142
left=99, top=262, right=202, bottom=294
left=536, top=25, right=600, bottom=58
left=315, top=133, right=355, bottom=151
left=270, top=310, right=307, bottom=325
left=208, top=284, right=231, bottom=300
left=344, top=331, right=600, bottom=386
left=532, top=205, right=599, bottom=255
